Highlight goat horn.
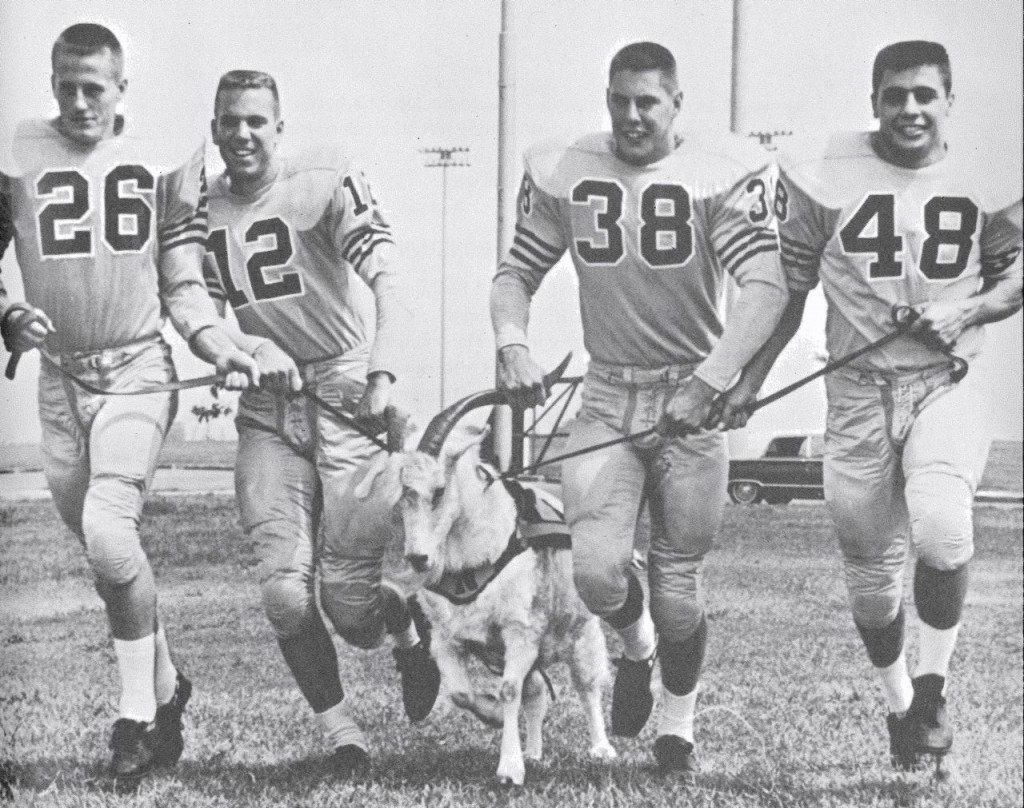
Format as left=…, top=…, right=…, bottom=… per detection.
left=416, top=352, right=573, bottom=457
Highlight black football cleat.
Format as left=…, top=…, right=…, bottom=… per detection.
left=331, top=744, right=371, bottom=778
left=384, top=585, right=441, bottom=722
left=610, top=653, right=656, bottom=737
left=393, top=641, right=441, bottom=722
left=109, top=718, right=159, bottom=780
left=654, top=735, right=699, bottom=781
left=153, top=670, right=192, bottom=767
left=906, top=674, right=953, bottom=756
left=886, top=712, right=921, bottom=771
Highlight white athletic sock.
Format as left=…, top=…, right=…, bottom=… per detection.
left=916, top=623, right=960, bottom=680
left=657, top=686, right=698, bottom=744
left=315, top=700, right=368, bottom=751
left=382, top=581, right=419, bottom=649
left=113, top=635, right=157, bottom=722
left=153, top=625, right=179, bottom=705
left=618, top=609, right=656, bottom=662
left=391, top=622, right=420, bottom=650
left=876, top=653, right=913, bottom=714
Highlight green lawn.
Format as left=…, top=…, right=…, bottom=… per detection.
left=1, top=497, right=1020, bottom=807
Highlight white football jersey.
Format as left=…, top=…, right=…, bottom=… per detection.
left=203, top=148, right=394, bottom=367
left=778, top=132, right=1023, bottom=373
left=499, top=131, right=782, bottom=368
left=0, top=118, right=213, bottom=353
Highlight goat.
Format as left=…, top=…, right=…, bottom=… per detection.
left=390, top=388, right=616, bottom=786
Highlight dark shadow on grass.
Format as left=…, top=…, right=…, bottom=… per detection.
left=2, top=752, right=962, bottom=805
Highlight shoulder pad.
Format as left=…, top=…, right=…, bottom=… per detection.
left=948, top=138, right=1023, bottom=212
left=523, top=131, right=608, bottom=195
left=279, top=143, right=354, bottom=179
left=681, top=130, right=774, bottom=175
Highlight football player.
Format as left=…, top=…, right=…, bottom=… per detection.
left=202, top=70, right=439, bottom=776
left=491, top=41, right=788, bottom=777
left=717, top=41, right=1023, bottom=769
left=0, top=24, right=259, bottom=780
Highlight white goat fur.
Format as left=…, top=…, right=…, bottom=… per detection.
left=397, top=424, right=616, bottom=785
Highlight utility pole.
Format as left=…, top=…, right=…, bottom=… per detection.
left=422, top=146, right=470, bottom=408
left=494, top=0, right=517, bottom=471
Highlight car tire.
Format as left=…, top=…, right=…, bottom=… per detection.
left=728, top=481, right=762, bottom=505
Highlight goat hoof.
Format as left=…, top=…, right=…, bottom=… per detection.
left=495, top=767, right=525, bottom=787
left=589, top=742, right=618, bottom=760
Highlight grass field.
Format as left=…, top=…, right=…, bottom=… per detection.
left=1, top=495, right=1020, bottom=807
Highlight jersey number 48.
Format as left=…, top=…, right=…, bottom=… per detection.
left=839, top=193, right=979, bottom=281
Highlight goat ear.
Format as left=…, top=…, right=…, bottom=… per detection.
left=385, top=405, right=416, bottom=453
left=443, top=424, right=489, bottom=461
left=354, top=452, right=391, bottom=500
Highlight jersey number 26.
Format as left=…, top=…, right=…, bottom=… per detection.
left=36, top=166, right=154, bottom=257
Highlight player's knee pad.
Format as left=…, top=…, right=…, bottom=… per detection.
left=914, top=561, right=969, bottom=630
left=659, top=613, right=707, bottom=696
left=649, top=558, right=703, bottom=642
left=572, top=558, right=630, bottom=621
left=907, top=474, right=974, bottom=570
left=81, top=484, right=145, bottom=586
left=603, top=572, right=644, bottom=630
left=842, top=554, right=903, bottom=630
left=855, top=605, right=905, bottom=668
left=260, top=573, right=316, bottom=639
left=319, top=558, right=387, bottom=650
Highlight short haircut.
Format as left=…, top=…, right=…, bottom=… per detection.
left=214, top=70, right=280, bottom=114
left=609, top=41, right=677, bottom=86
left=52, top=23, right=123, bottom=71
left=872, top=40, right=951, bottom=96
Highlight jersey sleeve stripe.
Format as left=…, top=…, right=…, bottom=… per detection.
left=508, top=247, right=554, bottom=273
left=349, top=234, right=396, bottom=270
left=341, top=224, right=393, bottom=258
left=719, top=226, right=771, bottom=255
left=512, top=233, right=558, bottom=264
left=719, top=230, right=777, bottom=270
left=724, top=241, right=779, bottom=274
left=162, top=210, right=208, bottom=243
left=0, top=187, right=12, bottom=261
left=515, top=224, right=560, bottom=258
left=981, top=246, right=1022, bottom=275
left=779, top=233, right=817, bottom=258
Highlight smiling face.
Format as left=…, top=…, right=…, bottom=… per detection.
left=872, top=64, right=952, bottom=168
left=211, top=86, right=283, bottom=194
left=51, top=46, right=126, bottom=146
left=606, top=68, right=681, bottom=166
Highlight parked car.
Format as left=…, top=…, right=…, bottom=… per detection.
left=728, top=433, right=824, bottom=505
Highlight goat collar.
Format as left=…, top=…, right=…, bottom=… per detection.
left=425, top=479, right=570, bottom=606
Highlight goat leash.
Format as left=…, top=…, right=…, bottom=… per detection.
left=32, top=350, right=390, bottom=451
left=501, top=306, right=966, bottom=479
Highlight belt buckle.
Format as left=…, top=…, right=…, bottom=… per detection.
left=88, top=352, right=117, bottom=371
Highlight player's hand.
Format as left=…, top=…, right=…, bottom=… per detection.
left=907, top=300, right=971, bottom=352
left=1, top=305, right=55, bottom=352
left=713, top=376, right=761, bottom=431
left=217, top=348, right=260, bottom=391
left=657, top=375, right=719, bottom=437
left=355, top=371, right=392, bottom=435
left=253, top=341, right=302, bottom=393
left=496, top=345, right=548, bottom=409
